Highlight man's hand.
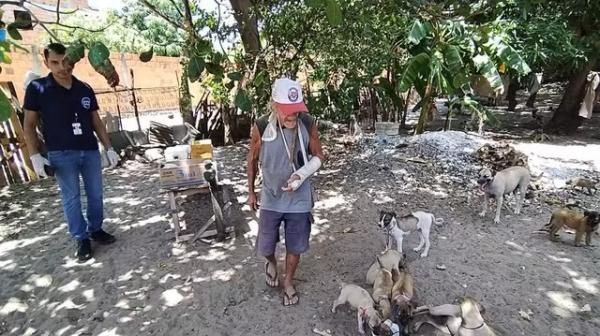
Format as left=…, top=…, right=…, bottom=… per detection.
left=247, top=191, right=259, bottom=211
left=281, top=174, right=301, bottom=192
left=30, top=153, right=50, bottom=178
left=106, top=148, right=119, bottom=168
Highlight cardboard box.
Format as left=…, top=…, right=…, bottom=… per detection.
left=159, top=159, right=208, bottom=189
left=190, top=139, right=213, bottom=160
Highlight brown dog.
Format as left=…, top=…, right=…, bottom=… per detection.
left=372, top=257, right=394, bottom=321
left=390, top=261, right=415, bottom=329
left=542, top=207, right=600, bottom=246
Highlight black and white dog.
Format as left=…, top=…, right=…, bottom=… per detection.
left=379, top=211, right=444, bottom=258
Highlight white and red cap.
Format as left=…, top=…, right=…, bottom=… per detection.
left=271, top=77, right=309, bottom=115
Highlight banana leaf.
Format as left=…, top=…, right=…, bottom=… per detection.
left=408, top=19, right=428, bottom=45
left=472, top=53, right=503, bottom=92
left=398, top=52, right=430, bottom=92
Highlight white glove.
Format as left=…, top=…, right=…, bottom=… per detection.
left=106, top=148, right=119, bottom=168
left=30, top=153, right=50, bottom=178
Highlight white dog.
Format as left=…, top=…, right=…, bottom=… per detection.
left=379, top=210, right=443, bottom=257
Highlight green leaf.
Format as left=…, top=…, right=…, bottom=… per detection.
left=227, top=71, right=242, bottom=81
left=6, top=23, right=21, bottom=40
left=0, top=49, right=11, bottom=63
left=139, top=47, right=153, bottom=62
left=206, top=62, right=224, bottom=78
left=88, top=42, right=110, bottom=68
left=398, top=53, right=431, bottom=92
left=495, top=43, right=531, bottom=75
left=472, top=54, right=503, bottom=92
left=443, top=45, right=462, bottom=74
left=234, top=89, right=252, bottom=112
left=194, top=39, right=211, bottom=56
left=306, top=0, right=321, bottom=8
left=408, top=19, right=427, bottom=45
left=8, top=40, right=28, bottom=53
left=187, top=56, right=205, bottom=82
left=225, top=81, right=235, bottom=90
left=0, top=89, right=12, bottom=122
left=65, top=43, right=85, bottom=64
left=326, top=0, right=342, bottom=26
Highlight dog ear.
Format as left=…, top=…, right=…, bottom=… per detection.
left=584, top=209, right=590, bottom=217
left=391, top=211, right=397, bottom=218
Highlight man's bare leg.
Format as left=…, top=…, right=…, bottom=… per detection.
left=283, top=252, right=300, bottom=305
left=265, top=254, right=278, bottom=287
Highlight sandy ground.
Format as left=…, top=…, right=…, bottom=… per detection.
left=2, top=88, right=600, bottom=335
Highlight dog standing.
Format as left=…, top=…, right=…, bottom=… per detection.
left=477, top=166, right=531, bottom=224
left=332, top=284, right=382, bottom=335
left=379, top=210, right=443, bottom=257
left=540, top=207, right=600, bottom=246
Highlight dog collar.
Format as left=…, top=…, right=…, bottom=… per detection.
left=461, top=322, right=485, bottom=330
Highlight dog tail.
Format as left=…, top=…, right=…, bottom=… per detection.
left=432, top=215, right=444, bottom=226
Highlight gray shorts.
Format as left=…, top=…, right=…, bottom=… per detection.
left=258, top=209, right=312, bottom=256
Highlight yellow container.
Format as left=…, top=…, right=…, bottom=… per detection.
left=191, top=139, right=213, bottom=160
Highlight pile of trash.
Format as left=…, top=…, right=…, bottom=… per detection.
left=476, top=143, right=529, bottom=172
left=407, top=131, right=489, bottom=173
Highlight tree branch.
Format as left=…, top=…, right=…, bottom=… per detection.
left=24, top=0, right=78, bottom=14
left=167, top=0, right=184, bottom=19
left=138, top=0, right=181, bottom=28
left=41, top=20, right=115, bottom=33
left=55, top=0, right=61, bottom=23
left=19, top=6, right=62, bottom=42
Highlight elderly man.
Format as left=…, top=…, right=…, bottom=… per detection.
left=247, top=77, right=325, bottom=306
left=23, top=43, right=119, bottom=262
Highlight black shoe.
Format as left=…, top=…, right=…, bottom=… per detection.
left=90, top=229, right=116, bottom=245
left=77, top=239, right=93, bottom=262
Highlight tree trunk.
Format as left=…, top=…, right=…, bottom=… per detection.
left=545, top=59, right=597, bottom=134
left=415, top=85, right=432, bottom=135
left=223, top=105, right=235, bottom=145
left=401, top=87, right=411, bottom=129
left=179, top=68, right=194, bottom=125
left=506, top=77, right=519, bottom=111
left=229, top=0, right=262, bottom=59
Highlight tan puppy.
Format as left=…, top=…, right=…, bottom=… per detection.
left=372, top=257, right=394, bottom=321
left=332, top=284, right=382, bottom=335
left=366, top=250, right=405, bottom=285
left=542, top=207, right=600, bottom=246
left=390, top=261, right=415, bottom=328
left=412, top=297, right=496, bottom=336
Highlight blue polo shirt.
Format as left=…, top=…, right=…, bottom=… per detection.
left=23, top=73, right=99, bottom=151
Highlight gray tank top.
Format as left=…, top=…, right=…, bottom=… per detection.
left=259, top=122, right=312, bottom=213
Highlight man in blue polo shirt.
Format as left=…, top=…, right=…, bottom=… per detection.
left=23, top=43, right=119, bottom=262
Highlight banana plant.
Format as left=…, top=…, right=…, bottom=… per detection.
left=398, top=17, right=531, bottom=134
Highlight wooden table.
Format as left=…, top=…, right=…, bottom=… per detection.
left=163, top=163, right=231, bottom=243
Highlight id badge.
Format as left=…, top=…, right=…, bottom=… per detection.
left=72, top=122, right=82, bottom=135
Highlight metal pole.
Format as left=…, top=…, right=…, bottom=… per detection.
left=130, top=69, right=142, bottom=131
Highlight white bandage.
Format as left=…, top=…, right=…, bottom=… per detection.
left=288, top=156, right=321, bottom=191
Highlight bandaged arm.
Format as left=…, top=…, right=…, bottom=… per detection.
left=288, top=156, right=322, bottom=191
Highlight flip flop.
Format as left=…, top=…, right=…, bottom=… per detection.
left=265, top=262, right=279, bottom=288
left=282, top=288, right=299, bottom=306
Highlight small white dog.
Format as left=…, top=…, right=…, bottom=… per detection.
left=379, top=210, right=443, bottom=257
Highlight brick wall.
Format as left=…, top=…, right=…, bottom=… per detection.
left=2, top=48, right=183, bottom=116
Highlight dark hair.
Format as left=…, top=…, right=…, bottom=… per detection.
left=43, top=43, right=66, bottom=60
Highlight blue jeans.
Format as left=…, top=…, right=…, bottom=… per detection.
left=48, top=150, right=104, bottom=240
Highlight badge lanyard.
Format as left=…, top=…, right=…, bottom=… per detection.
left=278, top=121, right=298, bottom=171
left=72, top=110, right=82, bottom=135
